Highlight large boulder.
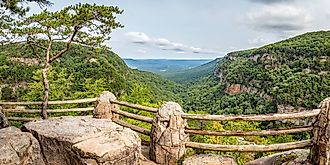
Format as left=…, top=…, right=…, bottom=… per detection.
left=246, top=149, right=311, bottom=165
left=23, top=116, right=141, bottom=165
left=0, top=127, right=45, bottom=165
left=183, top=154, right=237, bottom=165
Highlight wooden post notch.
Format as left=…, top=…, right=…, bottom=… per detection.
left=310, top=97, right=330, bottom=165
left=93, top=91, right=118, bottom=120
left=149, top=102, right=189, bottom=165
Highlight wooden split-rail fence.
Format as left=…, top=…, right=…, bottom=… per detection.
left=0, top=91, right=329, bottom=165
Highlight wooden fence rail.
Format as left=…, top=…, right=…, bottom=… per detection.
left=2, top=107, right=94, bottom=113
left=185, top=125, right=313, bottom=136
left=185, top=140, right=313, bottom=152
left=112, top=109, right=153, bottom=123
left=0, top=98, right=97, bottom=105
left=7, top=116, right=92, bottom=122
left=181, top=108, right=320, bottom=121
left=1, top=92, right=328, bottom=165
left=110, top=100, right=158, bottom=113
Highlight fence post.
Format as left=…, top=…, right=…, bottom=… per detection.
left=93, top=91, right=118, bottom=120
left=310, top=97, right=330, bottom=165
left=149, top=102, right=189, bottom=165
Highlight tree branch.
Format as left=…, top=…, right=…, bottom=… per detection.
left=28, top=41, right=48, bottom=50
left=48, top=26, right=79, bottom=63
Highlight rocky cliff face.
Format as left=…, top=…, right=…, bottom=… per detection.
left=224, top=83, right=273, bottom=100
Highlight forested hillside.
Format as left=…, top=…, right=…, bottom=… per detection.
left=172, top=30, right=330, bottom=165
left=163, top=58, right=220, bottom=83
left=219, top=31, right=330, bottom=109
left=180, top=31, right=330, bottom=115
left=0, top=43, right=181, bottom=103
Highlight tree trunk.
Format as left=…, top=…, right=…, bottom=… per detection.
left=41, top=64, right=50, bottom=119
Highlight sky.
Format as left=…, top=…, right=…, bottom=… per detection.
left=29, top=0, right=330, bottom=59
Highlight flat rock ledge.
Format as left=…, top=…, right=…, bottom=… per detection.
left=0, top=127, right=44, bottom=165
left=22, top=116, right=141, bottom=165
left=246, top=149, right=311, bottom=165
left=183, top=154, right=237, bottom=165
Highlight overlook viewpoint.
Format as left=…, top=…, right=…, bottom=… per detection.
left=1, top=0, right=330, bottom=165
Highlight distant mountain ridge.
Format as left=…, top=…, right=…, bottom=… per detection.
left=163, top=58, right=221, bottom=83
left=123, top=59, right=212, bottom=74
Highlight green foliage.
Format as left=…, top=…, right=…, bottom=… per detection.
left=0, top=42, right=179, bottom=103
left=11, top=3, right=123, bottom=48
left=164, top=58, right=221, bottom=84
left=220, top=31, right=330, bottom=108
left=0, top=0, right=52, bottom=16
left=174, top=31, right=329, bottom=164
left=180, top=75, right=276, bottom=115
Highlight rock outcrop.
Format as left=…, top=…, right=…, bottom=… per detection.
left=183, top=154, right=237, bottom=165
left=150, top=102, right=189, bottom=165
left=23, top=116, right=141, bottom=165
left=93, top=91, right=118, bottom=120
left=0, top=111, right=9, bottom=129
left=224, top=83, right=272, bottom=100
left=0, top=127, right=45, bottom=165
left=245, top=149, right=310, bottom=165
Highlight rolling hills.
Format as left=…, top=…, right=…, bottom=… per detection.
left=0, top=43, right=181, bottom=103
left=163, top=58, right=221, bottom=83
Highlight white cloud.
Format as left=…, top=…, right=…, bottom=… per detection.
left=250, top=0, right=297, bottom=4
left=136, top=49, right=147, bottom=54
left=248, top=37, right=270, bottom=46
left=125, top=32, right=218, bottom=54
left=247, top=5, right=311, bottom=35
left=125, top=32, right=151, bottom=44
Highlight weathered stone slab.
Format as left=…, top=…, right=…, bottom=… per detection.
left=183, top=154, right=237, bottom=165
left=23, top=116, right=141, bottom=165
left=0, top=127, right=45, bottom=165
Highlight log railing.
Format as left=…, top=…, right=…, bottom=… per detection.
left=181, top=108, right=321, bottom=121
left=185, top=140, right=313, bottom=152
left=0, top=98, right=97, bottom=105
left=1, top=91, right=329, bottom=165
left=0, top=98, right=97, bottom=122
left=184, top=125, right=314, bottom=136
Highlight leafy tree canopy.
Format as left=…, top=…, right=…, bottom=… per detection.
left=0, top=0, right=52, bottom=16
